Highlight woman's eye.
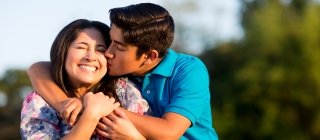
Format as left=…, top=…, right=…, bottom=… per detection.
left=75, top=45, right=86, bottom=49
left=96, top=46, right=107, bottom=52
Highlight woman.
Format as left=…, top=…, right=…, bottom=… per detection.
left=20, top=19, right=147, bottom=140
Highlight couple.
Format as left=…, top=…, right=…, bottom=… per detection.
left=21, top=3, right=218, bottom=140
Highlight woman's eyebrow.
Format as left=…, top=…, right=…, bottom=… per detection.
left=76, top=42, right=89, bottom=46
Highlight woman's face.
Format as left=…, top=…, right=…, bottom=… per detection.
left=65, top=28, right=107, bottom=91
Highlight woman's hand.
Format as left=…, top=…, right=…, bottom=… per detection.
left=83, top=92, right=120, bottom=118
left=57, top=98, right=83, bottom=126
left=96, top=109, right=146, bottom=140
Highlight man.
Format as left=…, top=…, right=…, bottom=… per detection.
left=27, top=3, right=218, bottom=140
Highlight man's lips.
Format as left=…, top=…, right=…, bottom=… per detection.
left=107, top=63, right=112, bottom=67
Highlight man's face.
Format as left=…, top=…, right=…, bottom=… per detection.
left=105, top=24, right=147, bottom=76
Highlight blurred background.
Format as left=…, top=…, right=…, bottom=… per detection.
left=1, top=0, right=320, bottom=139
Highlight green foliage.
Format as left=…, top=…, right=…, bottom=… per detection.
left=0, top=69, right=31, bottom=140
left=1, top=1, right=320, bottom=139
left=202, top=0, right=320, bottom=139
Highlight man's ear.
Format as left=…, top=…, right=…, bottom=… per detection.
left=143, top=50, right=159, bottom=64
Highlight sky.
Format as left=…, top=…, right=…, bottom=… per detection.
left=0, top=0, right=242, bottom=77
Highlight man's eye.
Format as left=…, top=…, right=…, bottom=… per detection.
left=116, top=45, right=126, bottom=51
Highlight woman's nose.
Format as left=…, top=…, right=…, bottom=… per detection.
left=85, top=50, right=97, bottom=61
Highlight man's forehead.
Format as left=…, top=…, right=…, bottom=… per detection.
left=109, top=24, right=139, bottom=49
left=110, top=25, right=125, bottom=42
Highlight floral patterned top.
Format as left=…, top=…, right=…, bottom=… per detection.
left=20, top=77, right=150, bottom=140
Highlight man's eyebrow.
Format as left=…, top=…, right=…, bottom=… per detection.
left=114, top=40, right=126, bottom=46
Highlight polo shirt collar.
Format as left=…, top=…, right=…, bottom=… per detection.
left=149, top=49, right=177, bottom=77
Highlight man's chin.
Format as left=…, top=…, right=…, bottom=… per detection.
left=107, top=71, right=122, bottom=76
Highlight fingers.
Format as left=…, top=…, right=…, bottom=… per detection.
left=60, top=102, right=71, bottom=120
left=68, top=105, right=82, bottom=126
left=94, top=92, right=120, bottom=113
left=95, top=92, right=108, bottom=98
left=114, top=108, right=128, bottom=119
left=95, top=127, right=111, bottom=138
left=84, top=91, right=94, bottom=97
left=59, top=98, right=83, bottom=125
left=98, top=111, right=142, bottom=140
left=83, top=92, right=94, bottom=105
left=100, top=116, right=114, bottom=128
left=107, top=113, right=118, bottom=122
left=113, top=102, right=120, bottom=109
left=97, top=117, right=113, bottom=139
left=83, top=92, right=120, bottom=117
left=96, top=92, right=118, bottom=106
left=97, top=122, right=110, bottom=131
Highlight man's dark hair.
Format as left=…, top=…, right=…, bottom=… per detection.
left=109, top=3, right=175, bottom=58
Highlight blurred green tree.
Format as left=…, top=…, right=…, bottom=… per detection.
left=201, top=0, right=320, bottom=139
left=0, top=69, right=31, bottom=140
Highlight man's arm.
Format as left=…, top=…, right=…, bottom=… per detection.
left=123, top=108, right=191, bottom=140
left=96, top=109, right=146, bottom=140
left=97, top=57, right=210, bottom=139
left=27, top=62, right=68, bottom=108
left=98, top=108, right=190, bottom=140
left=27, top=62, right=82, bottom=125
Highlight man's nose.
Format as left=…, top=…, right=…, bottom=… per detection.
left=105, top=46, right=114, bottom=58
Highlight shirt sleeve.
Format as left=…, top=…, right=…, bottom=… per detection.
left=20, top=92, right=62, bottom=140
left=165, top=57, right=211, bottom=125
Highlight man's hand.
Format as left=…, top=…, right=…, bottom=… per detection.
left=56, top=98, right=83, bottom=126
left=96, top=109, right=146, bottom=140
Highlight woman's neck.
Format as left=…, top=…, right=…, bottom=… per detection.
left=74, top=86, right=91, bottom=97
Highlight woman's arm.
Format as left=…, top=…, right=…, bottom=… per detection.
left=27, top=61, right=82, bottom=125
left=62, top=92, right=120, bottom=140
left=21, top=92, right=119, bottom=140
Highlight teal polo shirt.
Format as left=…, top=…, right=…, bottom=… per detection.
left=139, top=49, right=218, bottom=140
